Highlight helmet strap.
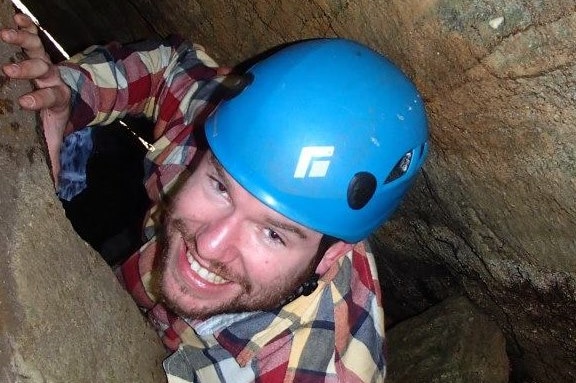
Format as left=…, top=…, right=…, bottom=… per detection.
left=277, top=273, right=320, bottom=307
left=275, top=235, right=336, bottom=307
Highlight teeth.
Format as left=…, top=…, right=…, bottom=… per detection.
left=186, top=252, right=227, bottom=284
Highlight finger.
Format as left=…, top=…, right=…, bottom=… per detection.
left=2, top=58, right=49, bottom=80
left=18, top=86, right=67, bottom=111
left=0, top=28, right=47, bottom=60
left=0, top=28, right=17, bottom=43
left=2, top=14, right=47, bottom=61
left=13, top=13, right=39, bottom=35
left=15, top=30, right=46, bottom=60
left=217, top=67, right=232, bottom=76
left=41, top=123, right=63, bottom=188
left=20, top=31, right=47, bottom=60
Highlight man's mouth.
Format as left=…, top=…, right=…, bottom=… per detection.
left=185, top=251, right=228, bottom=285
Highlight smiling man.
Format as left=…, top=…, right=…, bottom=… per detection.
left=160, top=152, right=334, bottom=319
left=2, top=13, right=428, bottom=383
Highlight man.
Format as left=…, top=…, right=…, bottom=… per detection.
left=2, top=13, right=428, bottom=382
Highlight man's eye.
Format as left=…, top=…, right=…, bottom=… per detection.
left=209, top=176, right=228, bottom=194
left=264, top=228, right=286, bottom=246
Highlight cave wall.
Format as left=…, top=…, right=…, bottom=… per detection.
left=0, top=1, right=167, bottom=382
left=8, top=1, right=576, bottom=382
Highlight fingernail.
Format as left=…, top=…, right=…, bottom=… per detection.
left=20, top=95, right=35, bottom=108
left=5, top=63, right=19, bottom=76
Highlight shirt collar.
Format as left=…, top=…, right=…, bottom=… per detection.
left=190, top=246, right=360, bottom=366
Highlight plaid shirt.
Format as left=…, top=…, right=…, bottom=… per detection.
left=59, top=37, right=386, bottom=382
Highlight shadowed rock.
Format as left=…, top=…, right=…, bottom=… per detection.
left=386, top=295, right=509, bottom=383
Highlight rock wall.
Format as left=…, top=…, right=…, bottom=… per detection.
left=9, top=0, right=576, bottom=382
left=386, top=296, right=509, bottom=383
left=0, top=2, right=166, bottom=382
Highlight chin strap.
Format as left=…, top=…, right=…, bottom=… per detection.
left=277, top=273, right=320, bottom=307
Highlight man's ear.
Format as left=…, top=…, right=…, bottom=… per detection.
left=315, top=241, right=354, bottom=275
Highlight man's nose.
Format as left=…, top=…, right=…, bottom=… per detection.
left=195, top=213, right=241, bottom=263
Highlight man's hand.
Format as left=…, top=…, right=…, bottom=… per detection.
left=1, top=13, right=72, bottom=185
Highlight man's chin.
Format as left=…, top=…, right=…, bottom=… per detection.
left=159, top=287, right=241, bottom=320
left=159, top=279, right=289, bottom=319
left=160, top=296, right=209, bottom=320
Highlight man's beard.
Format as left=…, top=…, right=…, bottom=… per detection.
left=156, top=216, right=318, bottom=320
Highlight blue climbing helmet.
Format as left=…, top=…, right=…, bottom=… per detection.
left=205, top=38, right=428, bottom=243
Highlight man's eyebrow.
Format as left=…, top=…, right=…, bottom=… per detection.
left=266, top=218, right=308, bottom=240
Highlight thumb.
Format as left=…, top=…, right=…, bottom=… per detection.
left=44, top=130, right=61, bottom=189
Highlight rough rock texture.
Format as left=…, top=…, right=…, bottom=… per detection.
left=386, top=296, right=509, bottom=383
left=368, top=3, right=576, bottom=382
left=9, top=1, right=576, bottom=382
left=0, top=2, right=166, bottom=382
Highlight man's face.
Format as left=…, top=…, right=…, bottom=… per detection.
left=159, top=151, right=324, bottom=319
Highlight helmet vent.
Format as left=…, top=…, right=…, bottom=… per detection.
left=347, top=172, right=377, bottom=210
left=385, top=151, right=413, bottom=184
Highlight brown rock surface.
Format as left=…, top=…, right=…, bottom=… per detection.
left=0, top=2, right=166, bottom=382
left=6, top=1, right=576, bottom=382
left=386, top=296, right=509, bottom=383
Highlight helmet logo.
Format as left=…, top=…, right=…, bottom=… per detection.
left=293, top=146, right=334, bottom=178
